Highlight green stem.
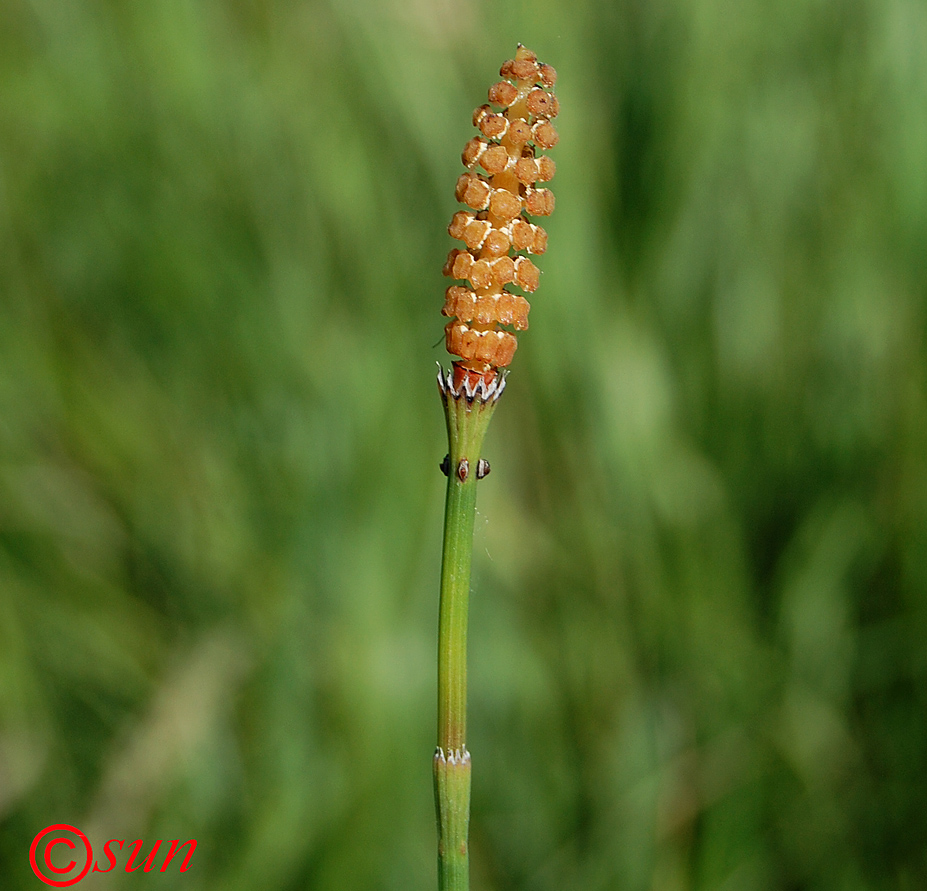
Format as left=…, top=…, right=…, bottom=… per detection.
left=437, top=447, right=478, bottom=751
left=434, top=747, right=471, bottom=891
left=434, top=369, right=503, bottom=891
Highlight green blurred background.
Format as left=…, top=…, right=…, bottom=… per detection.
left=2, top=0, right=926, bottom=888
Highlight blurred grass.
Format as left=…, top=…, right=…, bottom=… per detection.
left=1, top=0, right=926, bottom=888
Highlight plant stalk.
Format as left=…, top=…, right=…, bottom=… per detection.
left=434, top=371, right=501, bottom=891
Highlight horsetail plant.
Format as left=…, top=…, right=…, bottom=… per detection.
left=434, top=45, right=558, bottom=891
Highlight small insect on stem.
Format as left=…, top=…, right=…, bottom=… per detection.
left=441, top=454, right=491, bottom=481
